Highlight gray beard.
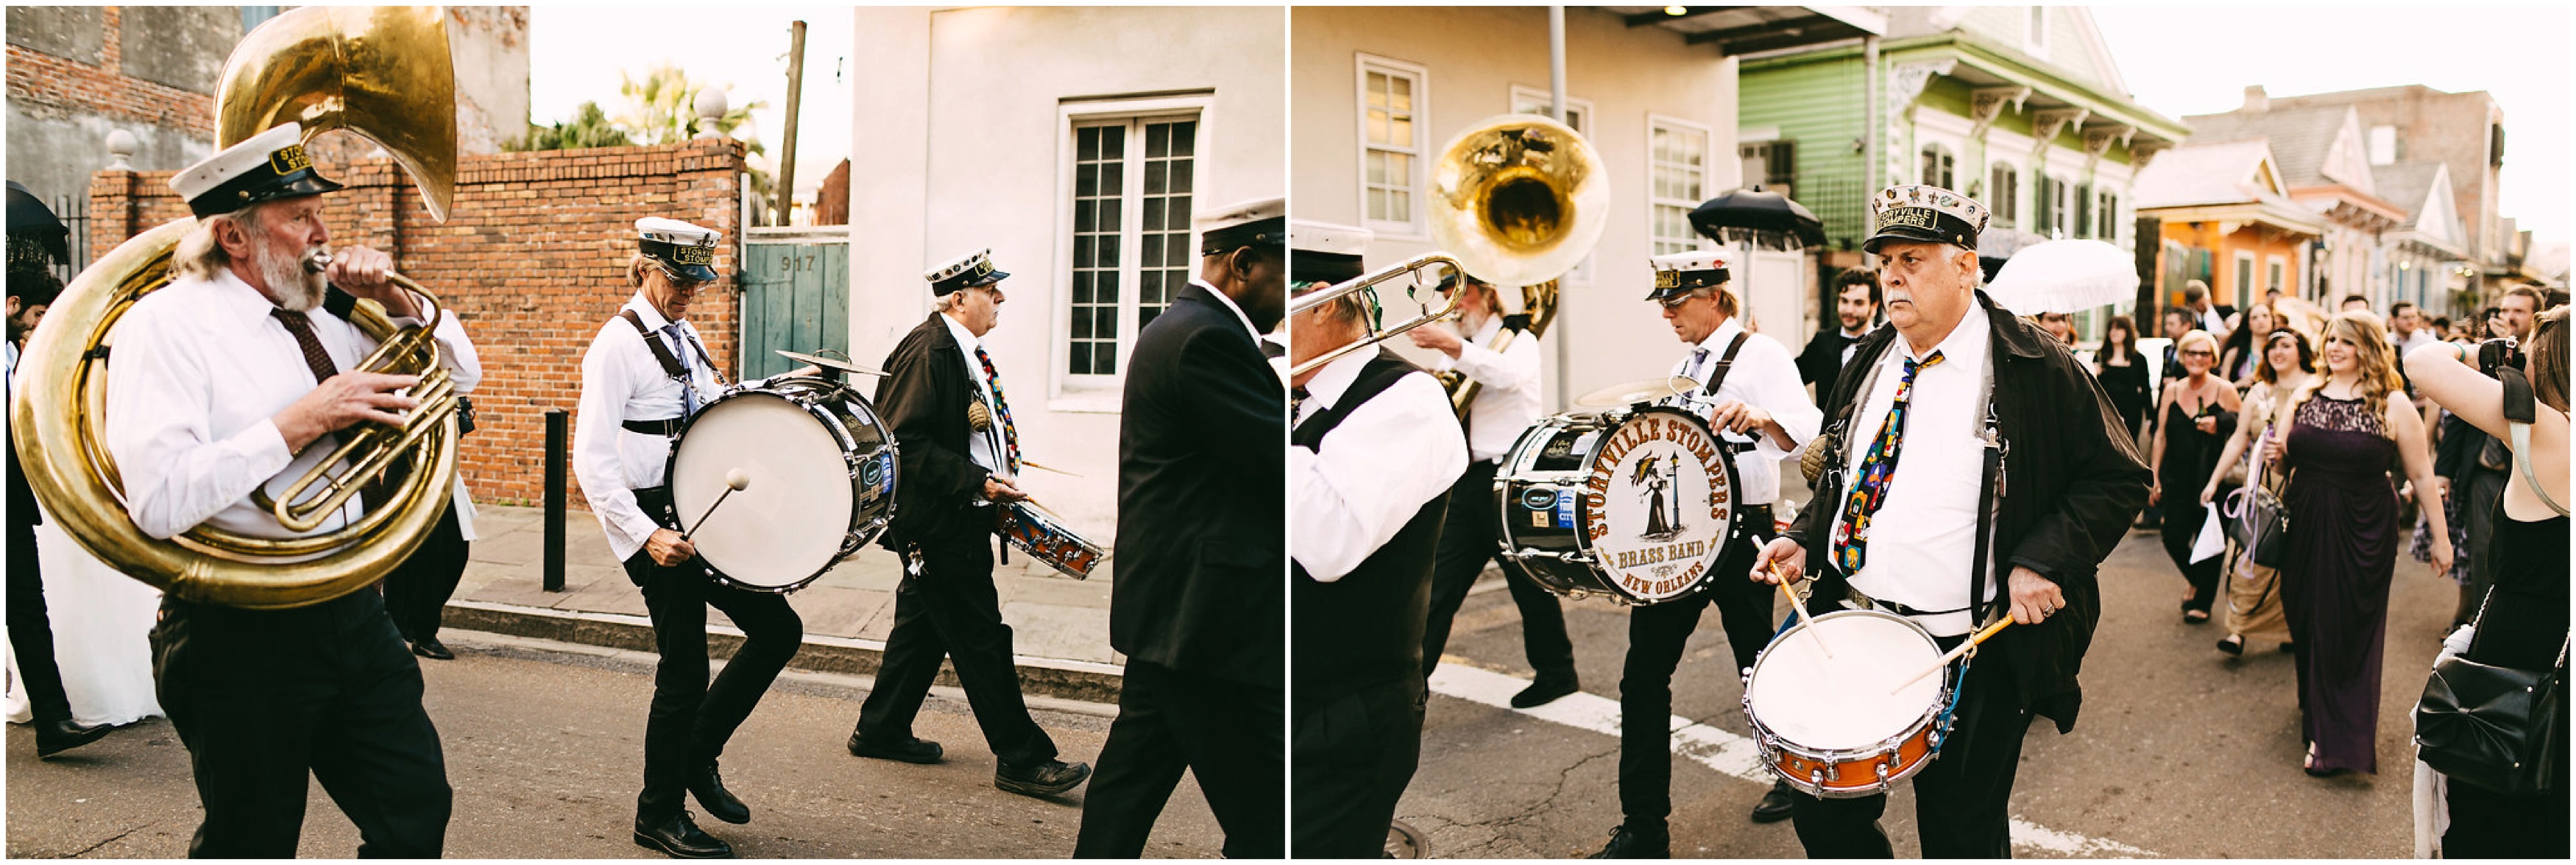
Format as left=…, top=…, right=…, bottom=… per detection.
left=255, top=241, right=328, bottom=311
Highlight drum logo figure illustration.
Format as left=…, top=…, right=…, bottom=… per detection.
left=1583, top=410, right=1729, bottom=599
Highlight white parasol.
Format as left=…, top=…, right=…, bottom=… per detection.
left=1983, top=239, right=2140, bottom=314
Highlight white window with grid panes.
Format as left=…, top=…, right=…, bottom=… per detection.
left=1359, top=54, right=1429, bottom=238
left=1988, top=163, right=2019, bottom=228
left=2093, top=186, right=2121, bottom=244
left=1648, top=115, right=1712, bottom=256
left=1058, top=102, right=1206, bottom=398
left=1919, top=144, right=1955, bottom=190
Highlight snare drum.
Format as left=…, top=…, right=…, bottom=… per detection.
left=997, top=501, right=1108, bottom=580
left=667, top=376, right=899, bottom=593
left=1740, top=609, right=1959, bottom=798
left=1492, top=405, right=1741, bottom=604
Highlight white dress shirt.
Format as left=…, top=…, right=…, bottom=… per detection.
left=1291, top=350, right=1467, bottom=582
left=1660, top=317, right=1821, bottom=506
left=1831, top=315, right=1995, bottom=635
left=1432, top=314, right=1542, bottom=463
left=104, top=267, right=481, bottom=541
left=573, top=293, right=729, bottom=562
left=2390, top=328, right=2439, bottom=360
left=938, top=312, right=1008, bottom=475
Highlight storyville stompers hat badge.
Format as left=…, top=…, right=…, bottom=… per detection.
left=636, top=216, right=723, bottom=283
left=1864, top=184, right=1989, bottom=255
left=170, top=122, right=346, bottom=220
left=926, top=249, right=1009, bottom=297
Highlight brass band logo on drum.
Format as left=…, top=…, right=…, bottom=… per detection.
left=1582, top=410, right=1730, bottom=601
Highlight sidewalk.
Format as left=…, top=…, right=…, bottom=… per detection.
left=445, top=504, right=1125, bottom=701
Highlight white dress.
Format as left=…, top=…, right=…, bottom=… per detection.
left=1, top=512, right=163, bottom=727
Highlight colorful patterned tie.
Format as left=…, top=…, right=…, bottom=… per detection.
left=974, top=345, right=1021, bottom=473
left=1833, top=350, right=1944, bottom=573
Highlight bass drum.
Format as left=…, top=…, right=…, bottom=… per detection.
left=1492, top=405, right=1740, bottom=604
left=667, top=377, right=899, bottom=593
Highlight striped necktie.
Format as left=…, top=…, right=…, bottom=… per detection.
left=662, top=322, right=701, bottom=417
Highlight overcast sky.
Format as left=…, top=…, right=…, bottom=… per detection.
left=525, top=4, right=2572, bottom=245
left=2091, top=3, right=2571, bottom=245
left=528, top=5, right=854, bottom=202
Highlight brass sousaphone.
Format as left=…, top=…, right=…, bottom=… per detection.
left=10, top=6, right=462, bottom=610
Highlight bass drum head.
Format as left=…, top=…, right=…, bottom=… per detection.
left=670, top=390, right=857, bottom=588
left=1747, top=611, right=1945, bottom=752
left=1579, top=406, right=1735, bottom=603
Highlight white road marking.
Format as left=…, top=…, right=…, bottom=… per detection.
left=1427, top=662, right=2155, bottom=858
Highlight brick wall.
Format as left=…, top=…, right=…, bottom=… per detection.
left=4, top=7, right=219, bottom=136
left=87, top=138, right=749, bottom=507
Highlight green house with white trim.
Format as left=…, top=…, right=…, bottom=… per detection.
left=1737, top=6, right=2186, bottom=339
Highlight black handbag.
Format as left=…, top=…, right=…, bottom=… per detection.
left=2416, top=631, right=2569, bottom=795
left=2242, top=471, right=2291, bottom=568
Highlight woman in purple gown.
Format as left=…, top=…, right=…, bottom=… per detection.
left=2267, top=311, right=2452, bottom=777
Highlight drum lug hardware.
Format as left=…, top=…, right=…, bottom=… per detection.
left=1808, top=768, right=1825, bottom=790
left=1875, top=760, right=1892, bottom=783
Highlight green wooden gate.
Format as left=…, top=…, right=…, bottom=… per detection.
left=737, top=230, right=849, bottom=381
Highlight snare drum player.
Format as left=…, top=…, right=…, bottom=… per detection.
left=1287, top=219, right=1468, bottom=857
left=1593, top=250, right=1820, bottom=857
left=107, top=123, right=475, bottom=857
left=1750, top=185, right=2149, bottom=858
left=845, top=249, right=1091, bottom=800
left=1408, top=269, right=1579, bottom=708
left=575, top=217, right=804, bottom=858
left=1077, top=198, right=1288, bottom=858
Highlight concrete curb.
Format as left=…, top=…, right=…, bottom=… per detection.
left=439, top=600, right=1126, bottom=704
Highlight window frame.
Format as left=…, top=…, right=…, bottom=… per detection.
left=1988, top=162, right=2020, bottom=228
left=1049, top=95, right=1215, bottom=412
left=2232, top=250, right=2258, bottom=310
left=1646, top=113, right=1716, bottom=258
left=1357, top=53, right=1432, bottom=241
left=1918, top=143, right=1956, bottom=191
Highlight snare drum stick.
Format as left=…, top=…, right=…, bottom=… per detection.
left=1766, top=560, right=1832, bottom=660
left=1886, top=618, right=2014, bottom=695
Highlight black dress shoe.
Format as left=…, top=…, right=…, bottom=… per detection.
left=1586, top=823, right=1669, bottom=858
left=846, top=732, right=943, bottom=764
left=1510, top=676, right=1579, bottom=709
left=995, top=758, right=1091, bottom=797
left=633, top=811, right=732, bottom=858
left=2216, top=634, right=2246, bottom=656
left=1749, top=780, right=1797, bottom=823
left=689, top=761, right=750, bottom=825
left=410, top=637, right=456, bottom=660
left=34, top=719, right=113, bottom=758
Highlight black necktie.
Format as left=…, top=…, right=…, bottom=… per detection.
left=272, top=309, right=340, bottom=383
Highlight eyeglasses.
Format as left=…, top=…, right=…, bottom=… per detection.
left=2179, top=349, right=2216, bottom=358
left=1656, top=293, right=1699, bottom=310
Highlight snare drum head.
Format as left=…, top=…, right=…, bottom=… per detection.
left=671, top=391, right=857, bottom=587
left=1747, top=611, right=1946, bottom=751
left=1581, top=406, right=1735, bottom=602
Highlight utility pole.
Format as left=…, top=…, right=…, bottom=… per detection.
left=776, top=20, right=807, bottom=226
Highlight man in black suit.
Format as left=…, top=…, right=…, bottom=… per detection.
left=1075, top=197, right=1287, bottom=858
left=1794, top=266, right=1880, bottom=402
left=846, top=249, right=1091, bottom=802
left=6, top=211, right=113, bottom=758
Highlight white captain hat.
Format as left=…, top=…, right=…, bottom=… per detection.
left=170, top=122, right=344, bottom=219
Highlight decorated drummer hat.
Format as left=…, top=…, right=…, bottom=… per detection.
left=926, top=249, right=1008, bottom=297
left=169, top=122, right=344, bottom=220
left=1645, top=248, right=1733, bottom=302
left=1287, top=219, right=1370, bottom=286
left=636, top=217, right=723, bottom=283
left=1864, top=183, right=1988, bottom=255
left=1195, top=196, right=1287, bottom=256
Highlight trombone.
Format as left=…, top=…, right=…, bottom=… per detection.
left=1287, top=113, right=1606, bottom=381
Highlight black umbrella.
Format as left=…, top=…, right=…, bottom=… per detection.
left=1688, top=188, right=1825, bottom=247
left=7, top=180, right=71, bottom=267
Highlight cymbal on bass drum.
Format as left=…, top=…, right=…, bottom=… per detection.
left=1573, top=375, right=1698, bottom=408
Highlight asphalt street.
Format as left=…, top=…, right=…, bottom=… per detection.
left=5, top=632, right=1224, bottom=858
left=1409, top=528, right=2459, bottom=858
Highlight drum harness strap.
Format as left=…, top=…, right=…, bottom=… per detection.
left=618, top=309, right=724, bottom=437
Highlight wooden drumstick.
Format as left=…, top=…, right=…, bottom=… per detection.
left=1766, top=559, right=1832, bottom=660
left=682, top=468, right=751, bottom=542
left=1886, top=618, right=2014, bottom=695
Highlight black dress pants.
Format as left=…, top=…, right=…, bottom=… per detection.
left=1075, top=660, right=1284, bottom=858
left=1617, top=506, right=1774, bottom=829
left=1290, top=677, right=1425, bottom=857
left=383, top=501, right=468, bottom=645
left=1420, top=459, right=1575, bottom=682
left=625, top=548, right=804, bottom=822
left=1787, top=633, right=2033, bottom=858
left=151, top=590, right=451, bottom=858
left=7, top=518, right=74, bottom=726
left=854, top=526, right=1056, bottom=768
